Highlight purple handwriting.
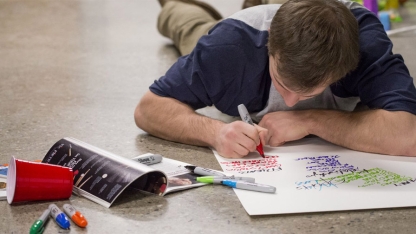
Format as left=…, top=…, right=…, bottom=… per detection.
left=295, top=178, right=342, bottom=191
left=306, top=168, right=366, bottom=178
left=296, top=155, right=359, bottom=177
left=295, top=154, right=415, bottom=190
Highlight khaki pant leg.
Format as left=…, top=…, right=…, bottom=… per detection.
left=157, top=1, right=218, bottom=56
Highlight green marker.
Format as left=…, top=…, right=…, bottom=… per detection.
left=196, top=176, right=255, bottom=184
left=30, top=209, right=50, bottom=234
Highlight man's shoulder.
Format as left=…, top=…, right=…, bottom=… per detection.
left=226, top=4, right=280, bottom=31
left=338, top=0, right=365, bottom=11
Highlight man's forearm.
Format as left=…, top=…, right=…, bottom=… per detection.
left=306, top=109, right=416, bottom=156
left=134, top=91, right=224, bottom=147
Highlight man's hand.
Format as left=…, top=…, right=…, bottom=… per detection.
left=259, top=111, right=310, bottom=147
left=135, top=91, right=268, bottom=159
left=213, top=121, right=268, bottom=158
left=258, top=109, right=416, bottom=156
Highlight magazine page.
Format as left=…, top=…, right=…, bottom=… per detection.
left=0, top=165, right=7, bottom=178
left=42, top=138, right=168, bottom=208
left=133, top=154, right=207, bottom=194
left=0, top=177, right=6, bottom=200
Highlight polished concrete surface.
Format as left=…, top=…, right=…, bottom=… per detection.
left=1, top=0, right=416, bottom=233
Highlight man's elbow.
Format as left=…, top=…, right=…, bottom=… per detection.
left=134, top=93, right=153, bottom=130
left=387, top=111, right=416, bottom=157
left=134, top=101, right=145, bottom=129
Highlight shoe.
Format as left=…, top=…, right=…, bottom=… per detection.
left=242, top=0, right=262, bottom=9
left=158, top=0, right=222, bottom=20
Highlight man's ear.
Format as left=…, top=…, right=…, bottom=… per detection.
left=268, top=28, right=270, bottom=33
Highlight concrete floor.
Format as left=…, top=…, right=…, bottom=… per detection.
left=1, top=0, right=416, bottom=233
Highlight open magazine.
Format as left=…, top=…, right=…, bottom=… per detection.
left=41, top=137, right=208, bottom=208
left=42, top=137, right=170, bottom=208
left=135, top=153, right=207, bottom=194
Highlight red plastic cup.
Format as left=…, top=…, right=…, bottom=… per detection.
left=6, top=157, right=73, bottom=204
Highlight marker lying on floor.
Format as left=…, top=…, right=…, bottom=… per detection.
left=196, top=176, right=255, bottom=183
left=132, top=154, right=163, bottom=165
left=30, top=209, right=50, bottom=234
left=184, top=165, right=227, bottom=177
left=49, top=204, right=70, bottom=230
left=63, top=204, right=88, bottom=228
left=221, top=180, right=276, bottom=193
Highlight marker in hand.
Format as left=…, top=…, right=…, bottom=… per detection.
left=237, top=104, right=265, bottom=158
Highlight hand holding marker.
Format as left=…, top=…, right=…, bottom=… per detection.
left=238, top=104, right=265, bottom=158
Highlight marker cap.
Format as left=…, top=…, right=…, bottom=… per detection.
left=49, top=204, right=71, bottom=229
left=63, top=204, right=88, bottom=228
left=56, top=213, right=71, bottom=229
left=196, top=177, right=213, bottom=183
left=132, top=153, right=163, bottom=165
left=29, top=220, right=44, bottom=234
left=72, top=211, right=88, bottom=228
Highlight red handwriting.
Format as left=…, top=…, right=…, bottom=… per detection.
left=220, top=155, right=282, bottom=174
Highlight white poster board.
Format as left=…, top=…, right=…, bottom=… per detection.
left=212, top=137, right=416, bottom=215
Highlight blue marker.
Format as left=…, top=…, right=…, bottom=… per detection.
left=49, top=204, right=70, bottom=229
left=221, top=180, right=276, bottom=193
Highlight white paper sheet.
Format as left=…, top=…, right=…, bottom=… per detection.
left=212, top=137, right=416, bottom=215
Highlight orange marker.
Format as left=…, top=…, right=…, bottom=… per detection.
left=63, top=204, right=88, bottom=228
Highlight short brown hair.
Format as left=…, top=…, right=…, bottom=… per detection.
left=268, top=0, right=359, bottom=92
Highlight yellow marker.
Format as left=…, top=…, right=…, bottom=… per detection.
left=63, top=204, right=88, bottom=228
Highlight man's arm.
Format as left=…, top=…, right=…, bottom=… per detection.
left=134, top=91, right=266, bottom=158
left=259, top=109, right=416, bottom=156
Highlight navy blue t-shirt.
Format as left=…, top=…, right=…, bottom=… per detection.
left=150, top=3, right=416, bottom=117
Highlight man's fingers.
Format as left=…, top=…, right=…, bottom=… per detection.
left=254, top=123, right=268, bottom=146
left=218, top=121, right=267, bottom=158
left=247, top=123, right=265, bottom=145
left=268, top=135, right=286, bottom=147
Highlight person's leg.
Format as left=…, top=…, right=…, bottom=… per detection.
left=242, top=0, right=288, bottom=9
left=157, top=1, right=219, bottom=55
left=242, top=0, right=262, bottom=9
left=266, top=0, right=288, bottom=4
